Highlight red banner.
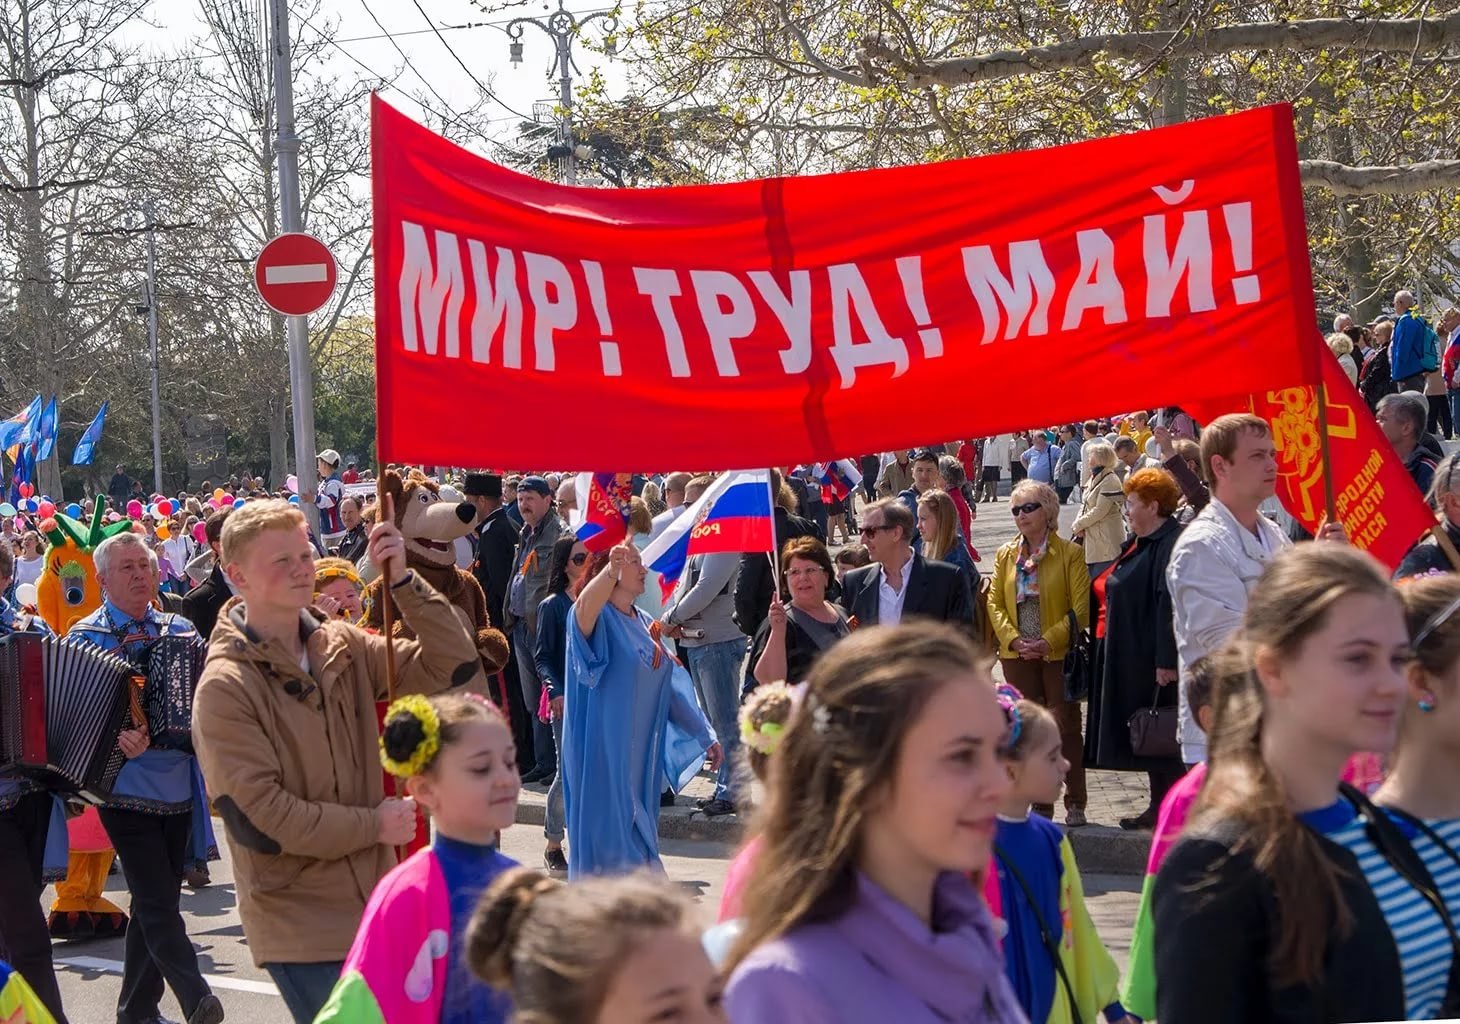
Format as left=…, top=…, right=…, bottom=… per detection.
left=372, top=98, right=1318, bottom=470
left=1194, top=337, right=1434, bottom=570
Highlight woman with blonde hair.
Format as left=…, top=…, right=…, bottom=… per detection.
left=1071, top=441, right=1125, bottom=578
left=988, top=480, right=1091, bottom=826
left=1153, top=545, right=1421, bottom=1022
left=916, top=489, right=976, bottom=588
left=724, top=623, right=1024, bottom=1022
left=1327, top=331, right=1359, bottom=385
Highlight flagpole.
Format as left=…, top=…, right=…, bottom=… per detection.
left=766, top=471, right=780, bottom=592
left=1315, top=376, right=1337, bottom=524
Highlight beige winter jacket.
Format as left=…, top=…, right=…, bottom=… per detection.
left=1071, top=468, right=1127, bottom=564
left=191, top=570, right=482, bottom=965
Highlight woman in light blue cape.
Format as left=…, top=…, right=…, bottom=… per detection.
left=562, top=541, right=720, bottom=879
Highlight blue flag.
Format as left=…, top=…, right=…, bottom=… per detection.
left=0, top=395, right=42, bottom=452
left=33, top=395, right=57, bottom=462
left=72, top=400, right=108, bottom=466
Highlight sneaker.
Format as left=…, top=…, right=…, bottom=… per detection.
left=543, top=847, right=569, bottom=875
left=188, top=994, right=225, bottom=1024
left=698, top=798, right=737, bottom=817
left=1065, top=807, right=1089, bottom=828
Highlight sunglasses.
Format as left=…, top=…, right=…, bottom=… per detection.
left=859, top=524, right=892, bottom=537
left=570, top=552, right=589, bottom=565
left=1011, top=502, right=1043, bottom=516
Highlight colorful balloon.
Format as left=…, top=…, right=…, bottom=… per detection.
left=157, top=500, right=173, bottom=517
left=156, top=524, right=171, bottom=540
left=213, top=488, right=225, bottom=501
left=23, top=499, right=37, bottom=514
left=0, top=504, right=15, bottom=517
left=65, top=503, right=81, bottom=518
left=286, top=475, right=298, bottom=494
left=221, top=493, right=234, bottom=505
left=233, top=498, right=246, bottom=510
left=192, top=523, right=208, bottom=544
left=288, top=495, right=299, bottom=505
left=17, top=483, right=32, bottom=498
left=126, top=499, right=143, bottom=520
left=37, top=501, right=55, bottom=519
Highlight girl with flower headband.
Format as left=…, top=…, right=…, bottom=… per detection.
left=717, top=683, right=799, bottom=923
left=315, top=692, right=521, bottom=1024
left=986, top=683, right=1131, bottom=1024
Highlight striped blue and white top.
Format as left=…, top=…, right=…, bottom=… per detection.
left=1301, top=798, right=1454, bottom=1020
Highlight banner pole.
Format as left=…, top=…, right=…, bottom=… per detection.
left=375, top=469, right=406, bottom=862
left=767, top=471, right=781, bottom=591
left=1315, top=376, right=1338, bottom=524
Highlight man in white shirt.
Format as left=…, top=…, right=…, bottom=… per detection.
left=837, top=499, right=973, bottom=628
left=1166, top=414, right=1343, bottom=764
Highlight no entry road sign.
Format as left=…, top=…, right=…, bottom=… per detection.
left=254, top=233, right=338, bottom=316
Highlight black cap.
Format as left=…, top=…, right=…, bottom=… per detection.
left=464, top=472, right=502, bottom=499
left=518, top=475, right=553, bottom=497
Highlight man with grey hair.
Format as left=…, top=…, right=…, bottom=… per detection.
left=1333, top=311, right=1354, bottom=333
left=1390, top=289, right=1432, bottom=392
left=1377, top=391, right=1439, bottom=496
left=70, top=531, right=223, bottom=1024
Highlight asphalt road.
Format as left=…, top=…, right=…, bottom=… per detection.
left=48, top=821, right=1139, bottom=1022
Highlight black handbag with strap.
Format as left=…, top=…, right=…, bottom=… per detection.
left=1061, top=608, right=1091, bottom=702
left=1127, top=684, right=1180, bottom=759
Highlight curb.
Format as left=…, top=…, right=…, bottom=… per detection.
left=515, top=788, right=1149, bottom=873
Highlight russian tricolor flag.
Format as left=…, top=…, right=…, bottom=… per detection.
left=641, top=470, right=775, bottom=591
left=575, top=472, right=634, bottom=552
left=815, top=459, right=862, bottom=501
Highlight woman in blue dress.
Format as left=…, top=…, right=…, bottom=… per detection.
left=562, top=541, right=721, bottom=879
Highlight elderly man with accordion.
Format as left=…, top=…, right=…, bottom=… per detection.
left=67, top=530, right=223, bottom=1024
left=0, top=539, right=66, bottom=1023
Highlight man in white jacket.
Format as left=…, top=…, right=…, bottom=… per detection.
left=1165, top=414, right=1343, bottom=764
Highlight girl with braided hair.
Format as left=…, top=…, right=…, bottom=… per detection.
left=315, top=693, right=521, bottom=1024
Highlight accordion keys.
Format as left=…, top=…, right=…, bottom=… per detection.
left=140, top=634, right=208, bottom=753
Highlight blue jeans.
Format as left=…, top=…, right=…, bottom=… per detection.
left=513, top=621, right=556, bottom=775
left=545, top=713, right=566, bottom=843
left=683, top=638, right=746, bottom=802
left=1449, top=390, right=1460, bottom=441
left=264, top=961, right=343, bottom=1024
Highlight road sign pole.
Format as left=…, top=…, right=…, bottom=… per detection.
left=268, top=0, right=320, bottom=535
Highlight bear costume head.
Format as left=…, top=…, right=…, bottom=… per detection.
left=377, top=469, right=477, bottom=569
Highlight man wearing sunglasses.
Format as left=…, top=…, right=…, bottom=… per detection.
left=838, top=498, right=975, bottom=631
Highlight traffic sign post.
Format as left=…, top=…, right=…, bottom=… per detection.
left=254, top=232, right=339, bottom=316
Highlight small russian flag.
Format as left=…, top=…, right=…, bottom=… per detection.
left=814, top=459, right=863, bottom=501
left=641, top=470, right=775, bottom=592
left=575, top=472, right=633, bottom=552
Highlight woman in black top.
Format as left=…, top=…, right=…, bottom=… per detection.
left=534, top=535, right=589, bottom=874
left=1154, top=545, right=1411, bottom=1023
left=749, top=537, right=850, bottom=691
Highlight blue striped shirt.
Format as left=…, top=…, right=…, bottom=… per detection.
left=1302, top=797, right=1454, bottom=1019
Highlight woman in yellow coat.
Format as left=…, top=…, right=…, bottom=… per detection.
left=988, top=481, right=1091, bottom=826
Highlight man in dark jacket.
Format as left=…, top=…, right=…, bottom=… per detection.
left=107, top=464, right=132, bottom=510
left=838, top=498, right=974, bottom=629
left=734, top=469, right=823, bottom=637
left=182, top=507, right=234, bottom=641
left=465, top=472, right=529, bottom=760
left=333, top=496, right=368, bottom=563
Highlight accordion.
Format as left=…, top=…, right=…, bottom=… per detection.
left=139, top=634, right=208, bottom=753
left=0, top=633, right=135, bottom=802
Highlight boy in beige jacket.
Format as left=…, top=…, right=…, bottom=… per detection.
left=191, top=498, right=483, bottom=1023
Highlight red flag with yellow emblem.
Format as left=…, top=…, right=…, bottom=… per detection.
left=1194, top=332, right=1434, bottom=570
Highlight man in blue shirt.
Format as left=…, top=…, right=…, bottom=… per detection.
left=0, top=542, right=66, bottom=1023
left=1021, top=432, right=1061, bottom=485
left=70, top=532, right=223, bottom=1024
left=1389, top=289, right=1430, bottom=392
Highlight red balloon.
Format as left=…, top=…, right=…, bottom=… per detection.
left=156, top=499, right=173, bottom=517
left=18, top=483, right=32, bottom=498
left=36, top=501, right=54, bottom=519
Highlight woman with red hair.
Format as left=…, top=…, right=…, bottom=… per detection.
left=1084, top=468, right=1186, bottom=830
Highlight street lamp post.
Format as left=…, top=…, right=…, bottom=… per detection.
left=506, top=1, right=618, bottom=184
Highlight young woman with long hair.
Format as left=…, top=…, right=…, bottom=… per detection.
left=723, top=622, right=1024, bottom=1023
left=1153, top=544, right=1417, bottom=1022
left=534, top=535, right=589, bottom=875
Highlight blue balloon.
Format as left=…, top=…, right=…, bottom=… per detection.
left=65, top=503, right=82, bottom=518
left=288, top=495, right=299, bottom=505
left=233, top=498, right=246, bottom=509
left=23, top=499, right=37, bottom=513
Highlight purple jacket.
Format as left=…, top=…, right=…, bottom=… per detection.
left=724, top=872, right=1028, bottom=1023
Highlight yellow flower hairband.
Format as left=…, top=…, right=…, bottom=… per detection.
left=739, top=718, right=785, bottom=756
left=379, top=694, right=441, bottom=778
left=315, top=564, right=363, bottom=588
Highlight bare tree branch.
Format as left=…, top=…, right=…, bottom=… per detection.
left=1299, top=157, right=1460, bottom=195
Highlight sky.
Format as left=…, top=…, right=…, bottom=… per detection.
left=128, top=0, right=624, bottom=149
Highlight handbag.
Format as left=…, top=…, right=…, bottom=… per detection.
left=1061, top=608, right=1091, bottom=702
left=1127, top=685, right=1180, bottom=759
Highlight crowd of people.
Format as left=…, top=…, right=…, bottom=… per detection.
left=1, top=293, right=1460, bottom=1021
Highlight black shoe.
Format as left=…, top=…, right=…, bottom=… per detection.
left=188, top=995, right=225, bottom=1024
left=531, top=773, right=555, bottom=788
left=1119, top=808, right=1159, bottom=831
left=184, top=867, right=210, bottom=889
left=698, top=798, right=737, bottom=817
left=660, top=788, right=677, bottom=808
left=520, top=767, right=547, bottom=784
left=543, top=847, right=569, bottom=874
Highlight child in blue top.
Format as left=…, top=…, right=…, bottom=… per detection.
left=315, top=692, right=521, bottom=1024
left=990, top=688, right=1131, bottom=1024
